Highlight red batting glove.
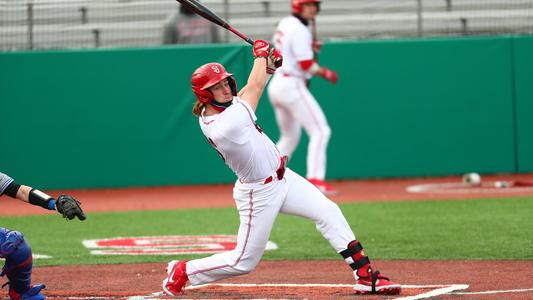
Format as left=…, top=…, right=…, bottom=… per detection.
left=253, top=39, right=270, bottom=58
left=320, top=67, right=338, bottom=84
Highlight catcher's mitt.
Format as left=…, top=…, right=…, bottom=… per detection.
left=56, top=195, right=86, bottom=221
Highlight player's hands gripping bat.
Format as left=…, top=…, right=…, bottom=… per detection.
left=253, top=40, right=283, bottom=74
left=56, top=194, right=86, bottom=221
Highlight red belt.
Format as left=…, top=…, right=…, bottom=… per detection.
left=239, top=157, right=286, bottom=185
left=263, top=156, right=287, bottom=184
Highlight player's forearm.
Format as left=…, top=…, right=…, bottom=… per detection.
left=15, top=185, right=31, bottom=203
left=247, top=57, right=268, bottom=89
left=299, top=59, right=321, bottom=75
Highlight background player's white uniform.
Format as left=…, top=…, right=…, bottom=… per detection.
left=267, top=15, right=332, bottom=188
left=184, top=96, right=355, bottom=285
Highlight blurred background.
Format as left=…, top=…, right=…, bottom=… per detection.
left=1, top=0, right=532, bottom=51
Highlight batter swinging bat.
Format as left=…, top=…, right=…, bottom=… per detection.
left=176, top=0, right=254, bottom=45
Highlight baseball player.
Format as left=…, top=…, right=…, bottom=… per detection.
left=1, top=171, right=86, bottom=300
left=162, top=40, right=400, bottom=296
left=267, top=0, right=338, bottom=195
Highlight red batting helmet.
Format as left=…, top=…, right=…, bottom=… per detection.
left=191, top=62, right=237, bottom=103
left=291, top=0, right=321, bottom=15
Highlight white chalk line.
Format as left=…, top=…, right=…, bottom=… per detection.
left=63, top=284, right=533, bottom=299
left=147, top=283, right=468, bottom=300
left=450, top=287, right=533, bottom=295
left=186, top=283, right=454, bottom=289
left=406, top=182, right=533, bottom=194
left=394, top=284, right=468, bottom=300
left=188, top=283, right=468, bottom=300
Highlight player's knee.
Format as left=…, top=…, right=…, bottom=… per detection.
left=1, top=229, right=25, bottom=258
left=307, top=125, right=331, bottom=141
left=231, top=264, right=254, bottom=275
left=322, top=125, right=331, bottom=141
left=317, top=201, right=342, bottom=222
left=1, top=230, right=34, bottom=296
left=231, top=256, right=261, bottom=275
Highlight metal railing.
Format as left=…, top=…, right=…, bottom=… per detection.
left=1, top=0, right=532, bottom=51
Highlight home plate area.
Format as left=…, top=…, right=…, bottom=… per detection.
left=131, top=283, right=469, bottom=299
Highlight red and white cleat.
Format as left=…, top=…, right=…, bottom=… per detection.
left=162, top=260, right=189, bottom=296
left=308, top=178, right=338, bottom=196
left=353, top=270, right=401, bottom=295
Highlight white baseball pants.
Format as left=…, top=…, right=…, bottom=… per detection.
left=267, top=74, right=331, bottom=180
left=185, top=168, right=355, bottom=285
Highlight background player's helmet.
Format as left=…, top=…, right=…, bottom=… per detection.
left=191, top=62, right=237, bottom=103
left=291, top=0, right=321, bottom=15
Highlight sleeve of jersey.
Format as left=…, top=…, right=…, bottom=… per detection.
left=292, top=28, right=314, bottom=65
left=0, top=172, right=14, bottom=196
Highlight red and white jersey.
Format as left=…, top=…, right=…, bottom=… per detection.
left=199, top=97, right=280, bottom=182
left=272, top=16, right=314, bottom=79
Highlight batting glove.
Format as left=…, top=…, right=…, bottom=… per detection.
left=253, top=40, right=270, bottom=59
left=267, top=49, right=283, bottom=74
left=320, top=67, right=338, bottom=84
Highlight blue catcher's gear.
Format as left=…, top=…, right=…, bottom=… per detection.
left=1, top=229, right=24, bottom=258
left=1, top=228, right=46, bottom=300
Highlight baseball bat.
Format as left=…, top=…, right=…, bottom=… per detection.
left=176, top=0, right=254, bottom=45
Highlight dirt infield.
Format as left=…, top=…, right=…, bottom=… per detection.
left=29, top=260, right=533, bottom=299
left=2, top=174, right=533, bottom=299
left=2, top=173, right=533, bottom=216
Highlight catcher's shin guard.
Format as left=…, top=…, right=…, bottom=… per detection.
left=340, top=240, right=401, bottom=295
left=1, top=229, right=46, bottom=300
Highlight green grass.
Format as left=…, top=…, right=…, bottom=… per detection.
left=1, top=197, right=532, bottom=266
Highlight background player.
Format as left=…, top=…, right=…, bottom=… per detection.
left=267, top=0, right=338, bottom=195
left=0, top=172, right=86, bottom=300
left=162, top=40, right=400, bottom=296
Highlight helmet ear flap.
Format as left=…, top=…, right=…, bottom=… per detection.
left=193, top=87, right=214, bottom=103
left=227, top=77, right=237, bottom=96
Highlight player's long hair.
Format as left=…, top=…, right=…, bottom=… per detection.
left=192, top=101, right=205, bottom=116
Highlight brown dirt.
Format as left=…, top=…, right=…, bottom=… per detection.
left=29, top=260, right=533, bottom=299
left=1, top=174, right=533, bottom=299
left=2, top=173, right=533, bottom=216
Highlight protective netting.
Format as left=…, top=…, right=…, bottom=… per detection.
left=1, top=0, right=532, bottom=51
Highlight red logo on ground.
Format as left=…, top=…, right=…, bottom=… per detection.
left=83, top=235, right=277, bottom=255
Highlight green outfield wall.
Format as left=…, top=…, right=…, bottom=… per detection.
left=512, top=36, right=533, bottom=173
left=1, top=36, right=531, bottom=189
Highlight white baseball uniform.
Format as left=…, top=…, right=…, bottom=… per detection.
left=267, top=15, right=331, bottom=180
left=185, top=97, right=355, bottom=285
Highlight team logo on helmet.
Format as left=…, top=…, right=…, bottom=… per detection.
left=191, top=62, right=237, bottom=104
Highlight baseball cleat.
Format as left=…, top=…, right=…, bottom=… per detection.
left=8, top=284, right=46, bottom=300
left=308, top=178, right=338, bottom=196
left=162, top=260, right=189, bottom=296
left=353, top=271, right=401, bottom=295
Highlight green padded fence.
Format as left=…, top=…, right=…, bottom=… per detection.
left=512, top=36, right=533, bottom=173
left=312, top=36, right=517, bottom=178
left=0, top=36, right=531, bottom=189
